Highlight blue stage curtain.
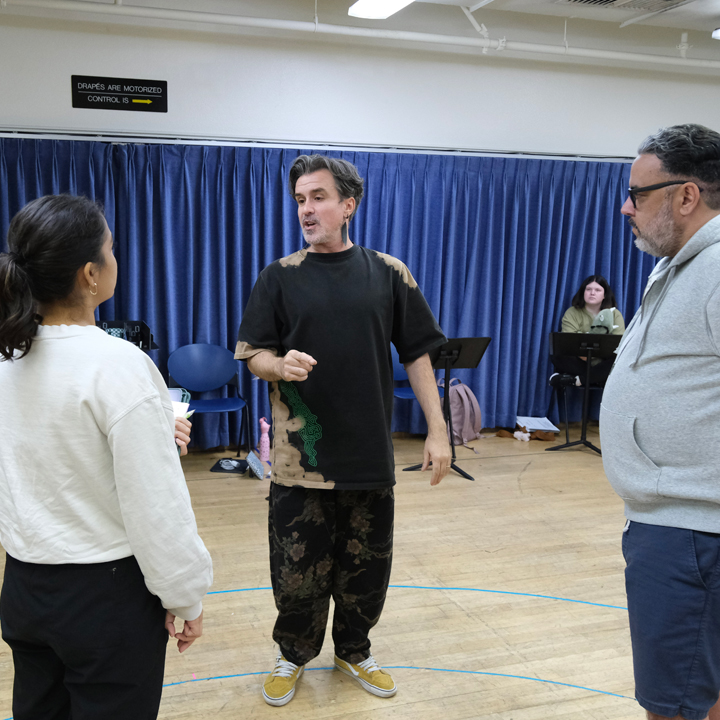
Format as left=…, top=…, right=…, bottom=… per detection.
left=338, top=152, right=656, bottom=432
left=1, top=139, right=656, bottom=447
left=0, top=139, right=117, bottom=317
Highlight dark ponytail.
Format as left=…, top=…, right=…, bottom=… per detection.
left=0, top=195, right=107, bottom=361
left=0, top=254, right=37, bottom=360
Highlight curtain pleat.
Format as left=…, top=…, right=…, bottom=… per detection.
left=1, top=139, right=656, bottom=448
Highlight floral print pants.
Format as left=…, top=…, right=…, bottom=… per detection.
left=268, top=483, right=394, bottom=667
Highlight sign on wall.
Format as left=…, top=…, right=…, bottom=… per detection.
left=71, top=75, right=167, bottom=112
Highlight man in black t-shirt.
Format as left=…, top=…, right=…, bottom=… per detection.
left=236, top=155, right=449, bottom=706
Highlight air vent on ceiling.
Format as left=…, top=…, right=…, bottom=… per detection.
left=560, top=0, right=688, bottom=10
left=561, top=0, right=616, bottom=6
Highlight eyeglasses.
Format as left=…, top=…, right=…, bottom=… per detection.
left=628, top=180, right=703, bottom=208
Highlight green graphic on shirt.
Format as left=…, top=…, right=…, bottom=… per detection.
left=279, top=380, right=323, bottom=467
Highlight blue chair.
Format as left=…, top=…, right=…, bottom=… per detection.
left=167, top=343, right=252, bottom=456
left=391, top=345, right=444, bottom=405
left=392, top=345, right=445, bottom=472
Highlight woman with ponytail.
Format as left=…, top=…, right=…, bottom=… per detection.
left=0, top=195, right=213, bottom=720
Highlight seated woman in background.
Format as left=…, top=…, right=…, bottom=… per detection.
left=550, top=274, right=625, bottom=388
left=0, top=195, right=213, bottom=720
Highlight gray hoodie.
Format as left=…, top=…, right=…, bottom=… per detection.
left=600, top=214, right=720, bottom=532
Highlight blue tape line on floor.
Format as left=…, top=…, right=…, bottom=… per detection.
left=1, top=586, right=628, bottom=719
left=390, top=585, right=627, bottom=610
left=387, top=667, right=633, bottom=699
left=208, top=586, right=272, bottom=594
left=162, top=665, right=633, bottom=700
left=208, top=584, right=627, bottom=610
left=1, top=663, right=633, bottom=719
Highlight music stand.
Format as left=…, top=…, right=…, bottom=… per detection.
left=403, top=337, right=491, bottom=481
left=545, top=332, right=620, bottom=456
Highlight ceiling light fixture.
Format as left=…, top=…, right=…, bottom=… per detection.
left=713, top=28, right=720, bottom=39
left=348, top=0, right=416, bottom=20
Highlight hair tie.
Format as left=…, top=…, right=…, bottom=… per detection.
left=8, top=251, right=27, bottom=268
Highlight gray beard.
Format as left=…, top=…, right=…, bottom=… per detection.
left=302, top=228, right=332, bottom=246
left=633, top=236, right=673, bottom=258
left=630, top=199, right=683, bottom=258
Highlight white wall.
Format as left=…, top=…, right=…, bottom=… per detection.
left=1, top=16, right=719, bottom=157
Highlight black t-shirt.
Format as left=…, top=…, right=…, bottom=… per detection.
left=236, top=244, right=446, bottom=490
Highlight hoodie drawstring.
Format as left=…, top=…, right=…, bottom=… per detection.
left=631, top=266, right=677, bottom=367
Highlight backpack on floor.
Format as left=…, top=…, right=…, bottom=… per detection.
left=438, top=377, right=482, bottom=448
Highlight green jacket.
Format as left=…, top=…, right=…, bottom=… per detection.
left=561, top=306, right=625, bottom=335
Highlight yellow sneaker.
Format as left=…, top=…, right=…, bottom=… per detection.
left=334, top=654, right=397, bottom=697
left=262, top=653, right=305, bottom=706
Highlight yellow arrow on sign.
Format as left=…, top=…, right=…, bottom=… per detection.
left=132, top=99, right=152, bottom=104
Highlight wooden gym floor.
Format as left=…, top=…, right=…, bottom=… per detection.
left=0, top=425, right=640, bottom=720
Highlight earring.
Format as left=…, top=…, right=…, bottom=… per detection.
left=89, top=282, right=98, bottom=296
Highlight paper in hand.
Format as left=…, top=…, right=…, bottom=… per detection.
left=172, top=401, right=195, bottom=419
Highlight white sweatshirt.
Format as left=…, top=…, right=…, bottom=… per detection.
left=0, top=324, right=213, bottom=620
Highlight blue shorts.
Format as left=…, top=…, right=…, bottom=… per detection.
left=623, top=521, right=720, bottom=720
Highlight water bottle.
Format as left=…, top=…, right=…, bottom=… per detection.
left=259, top=417, right=271, bottom=463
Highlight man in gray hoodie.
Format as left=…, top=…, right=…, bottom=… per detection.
left=600, top=124, right=720, bottom=720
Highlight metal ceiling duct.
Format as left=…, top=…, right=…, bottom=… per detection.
left=3, top=0, right=719, bottom=70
